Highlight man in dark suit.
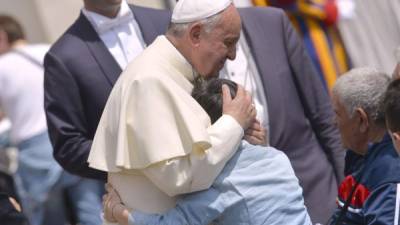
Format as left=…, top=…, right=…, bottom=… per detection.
left=44, top=0, right=170, bottom=181
left=228, top=7, right=344, bottom=224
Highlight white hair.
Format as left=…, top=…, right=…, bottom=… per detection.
left=167, top=11, right=223, bottom=37
left=332, top=67, right=390, bottom=124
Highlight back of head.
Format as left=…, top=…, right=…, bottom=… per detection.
left=0, top=15, right=25, bottom=45
left=192, top=78, right=237, bottom=123
left=332, top=67, right=390, bottom=126
left=383, top=79, right=400, bottom=132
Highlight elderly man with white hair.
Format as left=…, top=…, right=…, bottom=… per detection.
left=328, top=67, right=400, bottom=225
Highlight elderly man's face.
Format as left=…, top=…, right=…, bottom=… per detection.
left=194, top=5, right=241, bottom=78
left=332, top=94, right=368, bottom=154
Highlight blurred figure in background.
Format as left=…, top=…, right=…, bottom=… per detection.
left=252, top=0, right=351, bottom=90
left=0, top=111, right=29, bottom=225
left=0, top=112, right=18, bottom=201
left=0, top=15, right=102, bottom=225
left=337, top=0, right=400, bottom=75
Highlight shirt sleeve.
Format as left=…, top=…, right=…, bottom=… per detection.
left=129, top=185, right=243, bottom=225
left=142, top=114, right=243, bottom=196
left=363, top=183, right=400, bottom=225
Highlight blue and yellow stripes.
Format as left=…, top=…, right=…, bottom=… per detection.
left=253, top=0, right=350, bottom=91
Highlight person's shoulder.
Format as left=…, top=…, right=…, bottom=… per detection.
left=0, top=51, right=21, bottom=68
left=47, top=15, right=88, bottom=56
left=23, top=44, right=50, bottom=55
left=128, top=4, right=170, bottom=15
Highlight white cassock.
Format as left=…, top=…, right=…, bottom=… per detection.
left=88, top=35, right=243, bottom=214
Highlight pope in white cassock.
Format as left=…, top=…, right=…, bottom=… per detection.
left=88, top=0, right=263, bottom=222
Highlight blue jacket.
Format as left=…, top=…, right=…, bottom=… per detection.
left=329, top=134, right=400, bottom=225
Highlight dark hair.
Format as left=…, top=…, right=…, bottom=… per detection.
left=0, top=15, right=25, bottom=44
left=383, top=79, right=400, bottom=132
left=192, top=78, right=238, bottom=123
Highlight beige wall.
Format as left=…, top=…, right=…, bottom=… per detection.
left=0, top=0, right=167, bottom=44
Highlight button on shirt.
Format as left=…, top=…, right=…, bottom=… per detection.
left=82, top=0, right=145, bottom=69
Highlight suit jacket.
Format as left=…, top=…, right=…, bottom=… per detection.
left=44, top=5, right=170, bottom=180
left=238, top=7, right=345, bottom=223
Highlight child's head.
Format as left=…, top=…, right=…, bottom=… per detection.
left=192, top=78, right=237, bottom=124
left=383, top=79, right=400, bottom=154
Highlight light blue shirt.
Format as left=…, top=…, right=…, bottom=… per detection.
left=129, top=141, right=312, bottom=225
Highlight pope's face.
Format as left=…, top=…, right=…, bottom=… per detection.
left=194, top=5, right=241, bottom=78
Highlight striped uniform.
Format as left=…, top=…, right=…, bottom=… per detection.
left=252, top=0, right=351, bottom=90
left=329, top=134, right=400, bottom=225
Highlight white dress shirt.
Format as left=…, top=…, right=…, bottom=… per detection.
left=82, top=0, right=145, bottom=69
left=221, top=33, right=270, bottom=141
left=0, top=45, right=49, bottom=144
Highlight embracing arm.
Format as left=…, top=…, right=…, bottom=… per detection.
left=281, top=11, right=344, bottom=183
left=104, top=184, right=241, bottom=225
left=143, top=115, right=243, bottom=196
left=142, top=85, right=254, bottom=196
left=44, top=52, right=106, bottom=180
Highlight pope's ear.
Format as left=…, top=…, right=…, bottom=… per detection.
left=188, top=22, right=202, bottom=46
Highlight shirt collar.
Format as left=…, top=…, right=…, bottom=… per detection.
left=82, top=0, right=134, bottom=34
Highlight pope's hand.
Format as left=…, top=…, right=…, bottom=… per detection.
left=222, top=84, right=256, bottom=130
left=103, top=183, right=123, bottom=223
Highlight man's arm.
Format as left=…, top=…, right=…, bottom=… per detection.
left=281, top=11, right=345, bottom=183
left=44, top=52, right=106, bottom=180
left=363, top=183, right=400, bottom=225
left=104, top=184, right=242, bottom=225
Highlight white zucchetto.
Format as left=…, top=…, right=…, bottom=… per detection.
left=172, top=0, right=232, bottom=23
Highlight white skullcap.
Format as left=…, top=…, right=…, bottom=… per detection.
left=172, top=0, right=232, bottom=23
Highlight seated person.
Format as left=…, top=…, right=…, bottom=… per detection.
left=102, top=78, right=311, bottom=225
left=383, top=78, right=400, bottom=155
left=328, top=67, right=400, bottom=225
